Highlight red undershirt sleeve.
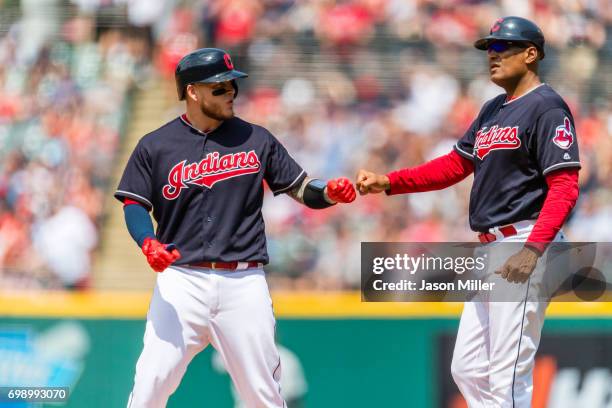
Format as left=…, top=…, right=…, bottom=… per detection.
left=525, top=169, right=579, bottom=255
left=386, top=150, right=474, bottom=195
left=123, top=198, right=147, bottom=208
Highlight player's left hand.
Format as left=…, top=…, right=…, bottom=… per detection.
left=496, top=246, right=540, bottom=283
left=142, top=238, right=182, bottom=273
left=326, top=177, right=356, bottom=203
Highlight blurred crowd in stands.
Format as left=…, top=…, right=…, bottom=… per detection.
left=0, top=0, right=149, bottom=288
left=0, top=0, right=611, bottom=290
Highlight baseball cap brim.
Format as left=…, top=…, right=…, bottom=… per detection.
left=196, top=70, right=249, bottom=84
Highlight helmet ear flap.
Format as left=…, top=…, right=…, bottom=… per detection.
left=176, top=75, right=186, bottom=100
left=180, top=83, right=195, bottom=101
left=232, top=80, right=238, bottom=99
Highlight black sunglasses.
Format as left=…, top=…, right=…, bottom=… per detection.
left=487, top=41, right=529, bottom=53
left=212, top=87, right=232, bottom=96
left=189, top=83, right=233, bottom=96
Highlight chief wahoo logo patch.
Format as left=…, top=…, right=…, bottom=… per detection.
left=553, top=117, right=574, bottom=149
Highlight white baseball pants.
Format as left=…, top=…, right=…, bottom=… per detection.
left=451, top=220, right=566, bottom=408
left=127, top=266, right=285, bottom=408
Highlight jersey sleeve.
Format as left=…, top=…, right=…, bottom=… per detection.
left=533, top=108, right=581, bottom=175
left=264, top=134, right=307, bottom=196
left=453, top=118, right=478, bottom=160
left=114, top=140, right=154, bottom=209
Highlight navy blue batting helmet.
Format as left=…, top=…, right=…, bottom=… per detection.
left=474, top=16, right=545, bottom=59
left=175, top=48, right=248, bottom=100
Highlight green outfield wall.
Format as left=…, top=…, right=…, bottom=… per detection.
left=1, top=315, right=611, bottom=408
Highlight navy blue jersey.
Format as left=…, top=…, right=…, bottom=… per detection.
left=454, top=84, right=581, bottom=232
left=115, top=115, right=306, bottom=264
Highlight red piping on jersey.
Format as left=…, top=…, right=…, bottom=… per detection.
left=525, top=168, right=579, bottom=254
left=124, top=198, right=146, bottom=207
left=386, top=150, right=474, bottom=195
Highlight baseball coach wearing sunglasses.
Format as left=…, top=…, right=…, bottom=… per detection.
left=356, top=16, right=581, bottom=407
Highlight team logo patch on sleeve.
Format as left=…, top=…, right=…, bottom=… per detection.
left=474, top=125, right=521, bottom=160
left=552, top=117, right=574, bottom=149
left=162, top=150, right=261, bottom=200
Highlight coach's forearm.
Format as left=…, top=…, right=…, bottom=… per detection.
left=386, top=150, right=474, bottom=195
left=525, top=169, right=579, bottom=255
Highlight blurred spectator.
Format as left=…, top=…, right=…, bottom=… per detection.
left=34, top=205, right=97, bottom=288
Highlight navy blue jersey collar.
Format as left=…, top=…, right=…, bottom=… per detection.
left=179, top=113, right=226, bottom=135
left=503, top=83, right=546, bottom=106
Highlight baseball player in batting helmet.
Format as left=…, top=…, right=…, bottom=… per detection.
left=356, top=16, right=580, bottom=407
left=116, top=47, right=357, bottom=407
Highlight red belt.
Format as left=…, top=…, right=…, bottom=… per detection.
left=189, top=261, right=261, bottom=270
left=478, top=225, right=518, bottom=243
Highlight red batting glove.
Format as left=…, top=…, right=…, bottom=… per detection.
left=142, top=238, right=181, bottom=272
left=326, top=177, right=356, bottom=203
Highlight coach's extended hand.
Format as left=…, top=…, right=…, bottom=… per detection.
left=355, top=169, right=390, bottom=195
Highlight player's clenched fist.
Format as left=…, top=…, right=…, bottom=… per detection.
left=326, top=177, right=356, bottom=203
left=355, top=169, right=390, bottom=195
left=142, top=238, right=181, bottom=272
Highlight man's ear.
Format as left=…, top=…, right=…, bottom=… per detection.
left=185, top=84, right=198, bottom=102
left=525, top=46, right=539, bottom=64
